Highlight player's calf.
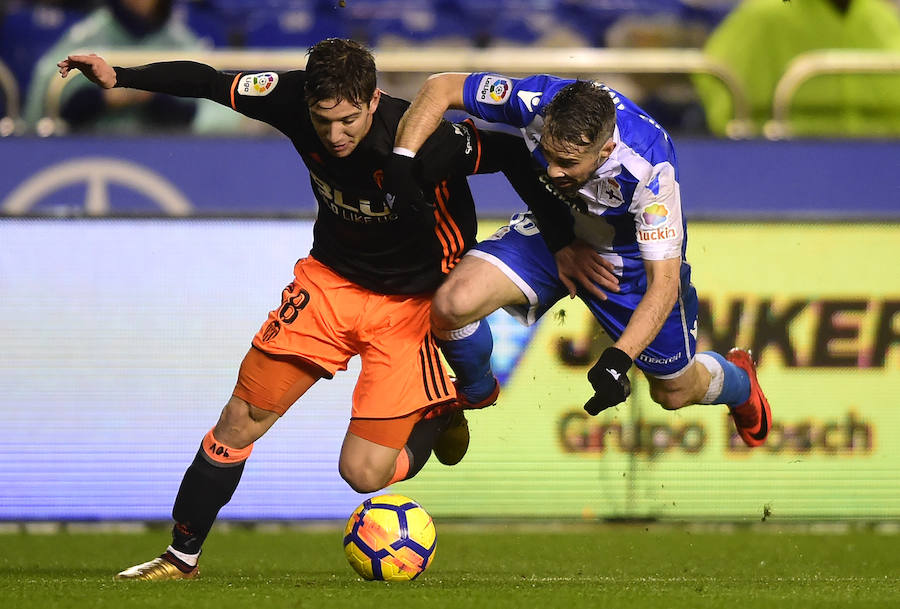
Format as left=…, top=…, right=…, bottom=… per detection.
left=646, top=363, right=710, bottom=411
left=171, top=429, right=252, bottom=553
left=648, top=386, right=694, bottom=411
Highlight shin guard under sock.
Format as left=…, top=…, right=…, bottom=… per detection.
left=433, top=320, right=495, bottom=401
left=695, top=351, right=751, bottom=406
left=170, top=429, right=252, bottom=555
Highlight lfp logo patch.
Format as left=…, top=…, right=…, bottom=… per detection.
left=641, top=203, right=669, bottom=227
left=238, top=72, right=279, bottom=97
left=477, top=75, right=512, bottom=105
left=489, top=79, right=510, bottom=102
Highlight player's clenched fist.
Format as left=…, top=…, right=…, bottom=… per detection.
left=57, top=54, right=117, bottom=89
left=382, top=150, right=429, bottom=214
left=583, top=346, right=632, bottom=415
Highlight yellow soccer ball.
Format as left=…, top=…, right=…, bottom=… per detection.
left=343, top=494, right=436, bottom=581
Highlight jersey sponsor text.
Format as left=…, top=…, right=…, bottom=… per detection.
left=638, top=226, right=678, bottom=242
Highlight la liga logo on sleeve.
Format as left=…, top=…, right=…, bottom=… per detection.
left=477, top=75, right=512, bottom=104
left=238, top=72, right=279, bottom=96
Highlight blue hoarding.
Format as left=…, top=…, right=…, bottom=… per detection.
left=1, top=136, right=899, bottom=219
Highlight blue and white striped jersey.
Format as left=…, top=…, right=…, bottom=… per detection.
left=463, top=73, right=689, bottom=292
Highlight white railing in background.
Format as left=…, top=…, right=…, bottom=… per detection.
left=764, top=50, right=900, bottom=139
left=0, top=57, right=21, bottom=137
left=38, top=47, right=755, bottom=138
left=35, top=47, right=900, bottom=140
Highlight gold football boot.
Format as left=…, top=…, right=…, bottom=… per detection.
left=115, top=555, right=199, bottom=581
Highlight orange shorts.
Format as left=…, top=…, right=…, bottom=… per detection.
left=232, top=346, right=427, bottom=449
left=237, top=256, right=455, bottom=423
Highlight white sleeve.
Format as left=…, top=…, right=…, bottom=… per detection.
left=629, top=161, right=683, bottom=261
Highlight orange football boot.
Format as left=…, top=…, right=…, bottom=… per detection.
left=725, top=348, right=772, bottom=447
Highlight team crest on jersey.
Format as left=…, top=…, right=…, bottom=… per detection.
left=238, top=72, right=278, bottom=96
left=477, top=75, right=512, bottom=105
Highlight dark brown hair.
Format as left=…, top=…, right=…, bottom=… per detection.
left=304, top=38, right=377, bottom=107
left=543, top=81, right=616, bottom=149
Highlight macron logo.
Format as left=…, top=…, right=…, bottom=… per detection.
left=517, top=90, right=542, bottom=112
left=606, top=368, right=621, bottom=381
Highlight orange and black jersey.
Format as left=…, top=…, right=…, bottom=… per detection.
left=114, top=62, right=575, bottom=294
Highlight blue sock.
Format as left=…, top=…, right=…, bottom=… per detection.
left=700, top=351, right=751, bottom=407
left=433, top=319, right=496, bottom=402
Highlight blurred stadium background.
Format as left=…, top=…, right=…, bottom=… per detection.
left=1, top=0, right=900, bottom=529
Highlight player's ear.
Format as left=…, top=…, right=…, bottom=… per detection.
left=367, top=88, right=381, bottom=115
left=598, top=137, right=616, bottom=163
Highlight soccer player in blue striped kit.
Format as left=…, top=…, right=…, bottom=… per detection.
left=388, top=72, right=771, bottom=447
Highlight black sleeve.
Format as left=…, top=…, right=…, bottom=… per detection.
left=114, top=63, right=304, bottom=130
left=415, top=120, right=575, bottom=252
left=414, top=119, right=479, bottom=183
left=114, top=62, right=233, bottom=105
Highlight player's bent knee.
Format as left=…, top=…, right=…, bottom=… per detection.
left=431, top=287, right=475, bottom=330
left=339, top=462, right=391, bottom=494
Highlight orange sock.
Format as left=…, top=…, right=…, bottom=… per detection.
left=388, top=447, right=411, bottom=485
left=200, top=429, right=253, bottom=466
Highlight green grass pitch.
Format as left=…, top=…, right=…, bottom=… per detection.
left=1, top=523, right=898, bottom=609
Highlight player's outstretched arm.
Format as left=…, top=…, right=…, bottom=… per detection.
left=60, top=54, right=234, bottom=107
left=58, top=54, right=117, bottom=88
left=396, top=72, right=470, bottom=155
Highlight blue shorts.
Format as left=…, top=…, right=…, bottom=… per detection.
left=470, top=213, right=698, bottom=378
